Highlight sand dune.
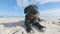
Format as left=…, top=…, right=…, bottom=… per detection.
left=0, top=18, right=60, bottom=34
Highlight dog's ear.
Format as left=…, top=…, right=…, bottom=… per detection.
left=24, top=7, right=28, bottom=14
left=24, top=6, right=31, bottom=14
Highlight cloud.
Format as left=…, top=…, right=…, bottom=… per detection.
left=0, top=11, right=20, bottom=16
left=35, top=0, right=60, bottom=4
left=16, top=0, right=60, bottom=17
left=13, top=6, right=19, bottom=10
left=40, top=9, right=60, bottom=17
left=16, top=0, right=60, bottom=8
left=0, top=11, right=12, bottom=16
left=16, top=0, right=29, bottom=8
left=9, top=0, right=13, bottom=2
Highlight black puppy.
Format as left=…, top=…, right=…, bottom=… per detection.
left=24, top=5, right=46, bottom=33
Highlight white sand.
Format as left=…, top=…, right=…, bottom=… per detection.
left=0, top=18, right=60, bottom=34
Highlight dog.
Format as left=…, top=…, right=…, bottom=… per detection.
left=24, top=5, right=46, bottom=33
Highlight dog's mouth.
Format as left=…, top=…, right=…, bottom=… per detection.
left=28, top=15, right=34, bottom=19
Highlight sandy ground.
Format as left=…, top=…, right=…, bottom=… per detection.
left=0, top=18, right=60, bottom=34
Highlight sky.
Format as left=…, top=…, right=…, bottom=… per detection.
left=0, top=0, right=60, bottom=17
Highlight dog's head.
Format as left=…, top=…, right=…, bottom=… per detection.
left=24, top=5, right=38, bottom=15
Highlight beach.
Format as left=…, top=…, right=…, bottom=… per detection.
left=0, top=18, right=60, bottom=34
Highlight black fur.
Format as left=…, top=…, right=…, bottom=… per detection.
left=24, top=5, right=39, bottom=15
left=24, top=5, right=46, bottom=33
